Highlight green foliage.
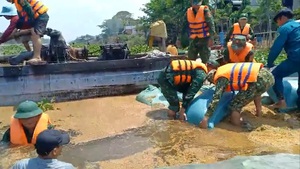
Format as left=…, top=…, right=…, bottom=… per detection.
left=70, top=43, right=102, bottom=56
left=117, top=34, right=146, bottom=48
left=98, top=11, right=140, bottom=42
left=294, top=8, right=300, bottom=20
left=255, top=48, right=286, bottom=64
left=0, top=45, right=25, bottom=55
left=37, top=98, right=55, bottom=112
left=130, top=45, right=152, bottom=55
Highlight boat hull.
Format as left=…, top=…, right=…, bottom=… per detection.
left=0, top=57, right=179, bottom=106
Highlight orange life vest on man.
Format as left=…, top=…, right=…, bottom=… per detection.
left=187, top=6, right=210, bottom=39
left=10, top=113, right=51, bottom=145
left=214, top=62, right=263, bottom=91
left=231, top=23, right=250, bottom=39
left=227, top=41, right=253, bottom=62
left=171, top=60, right=208, bottom=85
left=14, top=0, right=48, bottom=22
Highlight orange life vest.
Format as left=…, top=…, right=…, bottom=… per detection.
left=214, top=62, right=263, bottom=91
left=14, top=0, right=48, bottom=22
left=231, top=23, right=250, bottom=39
left=10, top=113, right=51, bottom=145
left=171, top=60, right=208, bottom=85
left=187, top=6, right=209, bottom=39
left=227, top=41, right=253, bottom=62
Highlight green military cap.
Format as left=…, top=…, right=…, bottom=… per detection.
left=239, top=13, right=248, bottom=20
left=231, top=35, right=246, bottom=50
left=14, top=100, right=43, bottom=119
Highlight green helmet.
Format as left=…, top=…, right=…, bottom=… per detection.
left=239, top=13, right=248, bottom=20
left=14, top=100, right=43, bottom=119
left=231, top=35, right=246, bottom=50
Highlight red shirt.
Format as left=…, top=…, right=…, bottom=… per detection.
left=0, top=15, right=19, bottom=44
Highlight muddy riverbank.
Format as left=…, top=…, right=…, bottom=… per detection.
left=0, top=95, right=299, bottom=169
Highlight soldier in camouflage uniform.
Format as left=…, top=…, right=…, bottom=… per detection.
left=200, top=62, right=274, bottom=128
left=158, top=59, right=220, bottom=120
left=225, top=13, right=255, bottom=43
left=185, top=1, right=216, bottom=63
left=223, top=35, right=255, bottom=63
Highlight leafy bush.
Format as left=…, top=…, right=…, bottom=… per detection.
left=37, top=98, right=55, bottom=112
left=0, top=45, right=25, bottom=55
left=130, top=45, right=152, bottom=55
left=70, top=43, right=102, bottom=56
left=255, top=48, right=286, bottom=65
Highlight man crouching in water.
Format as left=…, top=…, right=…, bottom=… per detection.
left=158, top=58, right=220, bottom=120
left=1, top=100, right=53, bottom=145
left=201, top=62, right=274, bottom=129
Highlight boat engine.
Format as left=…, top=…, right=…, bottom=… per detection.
left=99, top=43, right=130, bottom=60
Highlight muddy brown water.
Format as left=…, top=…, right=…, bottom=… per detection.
left=0, top=96, right=300, bottom=169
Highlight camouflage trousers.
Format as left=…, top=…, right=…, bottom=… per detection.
left=228, top=68, right=275, bottom=112
left=157, top=69, right=207, bottom=112
left=187, top=37, right=210, bottom=63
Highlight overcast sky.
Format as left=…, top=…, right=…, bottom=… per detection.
left=0, top=0, right=149, bottom=41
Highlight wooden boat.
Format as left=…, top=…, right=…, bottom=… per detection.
left=0, top=54, right=186, bottom=106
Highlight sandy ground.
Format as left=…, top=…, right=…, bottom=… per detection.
left=0, top=95, right=300, bottom=169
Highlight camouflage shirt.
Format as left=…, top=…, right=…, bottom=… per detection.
left=206, top=77, right=229, bottom=118
left=225, top=24, right=255, bottom=43
left=184, top=6, right=216, bottom=38
left=223, top=47, right=254, bottom=63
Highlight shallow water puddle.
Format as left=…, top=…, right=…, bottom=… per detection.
left=0, top=120, right=296, bottom=168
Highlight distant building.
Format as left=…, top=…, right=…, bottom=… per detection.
left=122, top=26, right=137, bottom=35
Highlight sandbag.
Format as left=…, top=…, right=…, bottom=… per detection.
left=262, top=78, right=298, bottom=110
left=158, top=153, right=300, bottom=169
left=186, top=88, right=236, bottom=129
left=150, top=20, right=167, bottom=38
left=135, top=85, right=215, bottom=107
left=135, top=85, right=183, bottom=106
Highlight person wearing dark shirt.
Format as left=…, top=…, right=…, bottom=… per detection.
left=0, top=5, right=31, bottom=51
left=266, top=8, right=300, bottom=109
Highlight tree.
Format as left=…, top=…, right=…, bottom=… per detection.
left=113, top=11, right=138, bottom=26
left=98, top=11, right=140, bottom=42
left=253, top=0, right=282, bottom=46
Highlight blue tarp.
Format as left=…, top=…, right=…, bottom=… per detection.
left=157, top=153, right=300, bottom=169
left=186, top=88, right=236, bottom=129
left=262, top=78, right=298, bottom=112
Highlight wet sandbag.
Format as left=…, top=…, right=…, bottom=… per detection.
left=136, top=85, right=215, bottom=107
left=8, top=51, right=33, bottom=65
left=136, top=85, right=183, bottom=107
left=186, top=88, right=235, bottom=129
left=158, top=153, right=300, bottom=169
left=262, top=78, right=298, bottom=109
